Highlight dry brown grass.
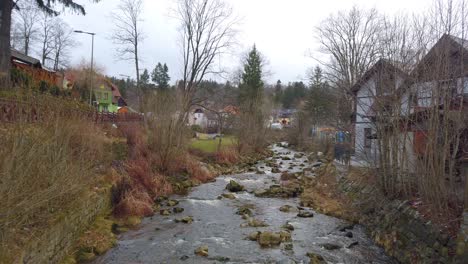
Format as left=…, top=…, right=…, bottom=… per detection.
left=0, top=117, right=107, bottom=257
left=214, top=147, right=240, bottom=165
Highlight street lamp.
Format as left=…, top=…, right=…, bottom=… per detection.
left=74, top=30, right=96, bottom=106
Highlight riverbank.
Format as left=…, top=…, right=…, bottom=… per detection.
left=300, top=160, right=464, bottom=263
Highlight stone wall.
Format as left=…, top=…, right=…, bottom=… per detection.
left=18, top=188, right=112, bottom=264
left=339, top=177, right=453, bottom=263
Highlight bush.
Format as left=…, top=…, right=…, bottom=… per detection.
left=10, top=68, right=32, bottom=88
left=191, top=124, right=203, bottom=133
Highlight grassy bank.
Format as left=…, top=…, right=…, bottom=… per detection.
left=190, top=135, right=237, bottom=153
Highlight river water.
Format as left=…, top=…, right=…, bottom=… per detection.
left=92, top=145, right=396, bottom=264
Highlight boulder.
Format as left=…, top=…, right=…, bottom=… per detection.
left=258, top=232, right=282, bottom=247
left=279, top=205, right=298, bottom=213
left=194, top=245, right=209, bottom=257
left=284, top=243, right=293, bottom=251
left=221, top=193, right=236, bottom=199
left=166, top=200, right=179, bottom=207
left=320, top=243, right=341, bottom=250
left=175, top=216, right=193, bottom=224
left=297, top=211, right=314, bottom=218
left=160, top=209, right=171, bottom=216
left=173, top=207, right=184, bottom=214
left=307, top=252, right=326, bottom=264
left=247, top=218, right=268, bottom=227
left=236, top=205, right=253, bottom=216
left=279, top=230, right=292, bottom=242
left=282, top=223, right=295, bottom=231
left=247, top=231, right=261, bottom=241
left=225, top=180, right=245, bottom=192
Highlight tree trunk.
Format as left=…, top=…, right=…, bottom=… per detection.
left=0, top=0, right=13, bottom=89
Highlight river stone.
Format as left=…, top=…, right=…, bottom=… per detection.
left=279, top=230, right=292, bottom=242
left=236, top=206, right=253, bottom=216
left=154, top=195, right=168, bottom=204
left=247, top=231, right=261, bottom=241
left=194, top=245, right=209, bottom=257
left=282, top=156, right=291, bottom=161
left=225, top=180, right=245, bottom=192
left=221, top=193, right=236, bottom=199
left=320, top=243, right=341, bottom=250
left=247, top=218, right=268, bottom=227
left=173, top=207, right=184, bottom=214
left=258, top=232, right=282, bottom=247
left=166, top=200, right=179, bottom=207
left=282, top=223, right=295, bottom=231
left=160, top=209, right=171, bottom=216
left=256, top=170, right=266, bottom=174
left=175, top=216, right=193, bottom=224
left=297, top=211, right=314, bottom=218
left=279, top=205, right=298, bottom=213
left=284, top=243, right=293, bottom=251
left=307, top=252, right=326, bottom=264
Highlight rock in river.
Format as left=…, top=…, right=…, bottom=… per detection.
left=166, top=199, right=179, bottom=207
left=279, top=205, right=298, bottom=213
left=307, top=252, right=326, bottom=264
left=225, top=180, right=245, bottom=192
left=175, top=216, right=193, bottom=224
left=160, top=209, right=171, bottom=216
left=297, top=210, right=314, bottom=218
left=194, top=245, right=209, bottom=257
left=221, top=193, right=236, bottom=199
left=172, top=207, right=184, bottom=214
left=258, top=232, right=282, bottom=247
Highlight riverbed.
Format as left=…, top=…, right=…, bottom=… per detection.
left=92, top=145, right=396, bottom=264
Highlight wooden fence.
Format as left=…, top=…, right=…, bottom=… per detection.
left=0, top=98, right=143, bottom=124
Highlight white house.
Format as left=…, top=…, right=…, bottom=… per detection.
left=188, top=108, right=208, bottom=128
left=351, top=59, right=406, bottom=164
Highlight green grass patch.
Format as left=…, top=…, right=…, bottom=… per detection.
left=190, top=136, right=237, bottom=153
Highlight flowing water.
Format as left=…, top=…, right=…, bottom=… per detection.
left=92, top=145, right=396, bottom=264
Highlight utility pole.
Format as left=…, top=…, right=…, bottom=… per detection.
left=74, top=30, right=96, bottom=106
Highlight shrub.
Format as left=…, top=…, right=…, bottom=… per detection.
left=215, top=148, right=239, bottom=165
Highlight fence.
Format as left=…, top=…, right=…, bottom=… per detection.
left=0, top=98, right=143, bottom=124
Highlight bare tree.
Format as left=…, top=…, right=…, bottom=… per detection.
left=38, top=12, right=55, bottom=66
left=51, top=20, right=77, bottom=70
left=110, top=0, right=144, bottom=104
left=12, top=2, right=41, bottom=55
left=174, top=0, right=238, bottom=145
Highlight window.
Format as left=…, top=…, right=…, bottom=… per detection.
left=97, top=92, right=102, bottom=100
left=364, top=128, right=372, bottom=149
left=104, top=92, right=108, bottom=100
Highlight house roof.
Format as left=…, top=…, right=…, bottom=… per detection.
left=409, top=34, right=468, bottom=83
left=351, top=59, right=407, bottom=94
left=11, top=49, right=42, bottom=68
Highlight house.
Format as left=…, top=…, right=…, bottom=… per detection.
left=400, top=34, right=468, bottom=166
left=351, top=59, right=407, bottom=163
left=93, top=78, right=127, bottom=113
left=189, top=108, right=208, bottom=128
left=11, top=49, right=60, bottom=87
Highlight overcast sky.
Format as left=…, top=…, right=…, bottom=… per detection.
left=62, top=0, right=430, bottom=84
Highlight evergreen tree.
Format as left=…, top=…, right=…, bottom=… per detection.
left=140, top=69, right=150, bottom=85
left=239, top=45, right=264, bottom=114
left=151, top=62, right=170, bottom=89
left=273, top=80, right=283, bottom=105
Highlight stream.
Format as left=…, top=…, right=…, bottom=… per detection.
left=92, top=144, right=396, bottom=264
